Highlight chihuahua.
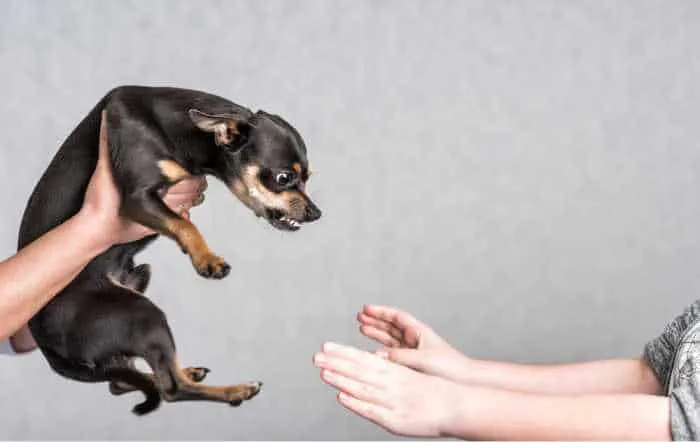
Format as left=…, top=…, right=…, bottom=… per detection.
left=17, top=86, right=321, bottom=415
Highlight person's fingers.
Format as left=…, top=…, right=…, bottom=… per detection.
left=161, top=177, right=207, bottom=211
left=320, top=369, right=387, bottom=407
left=85, top=109, right=111, bottom=192
left=196, top=176, right=208, bottom=191
left=382, top=348, right=429, bottom=372
left=166, top=176, right=207, bottom=195
left=83, top=110, right=118, bottom=216
left=98, top=110, right=108, bottom=153
left=192, top=192, right=205, bottom=207
left=359, top=325, right=401, bottom=348
left=357, top=313, right=404, bottom=341
left=96, top=110, right=111, bottom=174
left=132, top=225, right=155, bottom=238
left=322, top=342, right=389, bottom=368
left=362, top=305, right=424, bottom=330
left=313, top=353, right=377, bottom=385
left=162, top=192, right=200, bottom=208
left=313, top=350, right=386, bottom=387
left=362, top=305, right=427, bottom=348
left=336, top=392, right=391, bottom=431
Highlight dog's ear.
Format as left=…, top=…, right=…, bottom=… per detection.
left=188, top=109, right=249, bottom=147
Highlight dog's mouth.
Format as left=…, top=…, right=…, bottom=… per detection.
left=265, top=208, right=302, bottom=232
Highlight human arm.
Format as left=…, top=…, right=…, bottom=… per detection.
left=1, top=209, right=117, bottom=348
left=439, top=356, right=662, bottom=396
left=313, top=341, right=672, bottom=440
left=444, top=383, right=670, bottom=440
left=2, top=111, right=207, bottom=351
left=359, top=304, right=663, bottom=395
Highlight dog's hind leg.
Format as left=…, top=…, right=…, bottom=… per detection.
left=104, top=367, right=161, bottom=416
left=41, top=349, right=160, bottom=415
left=109, top=362, right=210, bottom=395
left=41, top=348, right=104, bottom=383
left=146, top=354, right=261, bottom=407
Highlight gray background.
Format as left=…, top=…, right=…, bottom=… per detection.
left=1, top=0, right=699, bottom=439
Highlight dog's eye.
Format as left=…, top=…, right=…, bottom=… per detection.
left=275, top=172, right=293, bottom=186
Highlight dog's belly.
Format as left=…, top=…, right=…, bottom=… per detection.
left=31, top=282, right=168, bottom=362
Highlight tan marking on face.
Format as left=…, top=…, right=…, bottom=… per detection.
left=158, top=160, right=190, bottom=183
left=229, top=178, right=262, bottom=214
left=292, top=163, right=302, bottom=174
left=232, top=165, right=311, bottom=220
left=241, top=165, right=289, bottom=211
left=280, top=192, right=307, bottom=219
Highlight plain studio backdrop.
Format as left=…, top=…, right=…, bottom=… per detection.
left=1, top=0, right=700, bottom=439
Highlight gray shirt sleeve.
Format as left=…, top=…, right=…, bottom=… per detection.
left=644, top=299, right=700, bottom=441
left=644, top=299, right=700, bottom=389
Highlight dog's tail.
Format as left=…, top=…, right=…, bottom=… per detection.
left=105, top=368, right=161, bottom=415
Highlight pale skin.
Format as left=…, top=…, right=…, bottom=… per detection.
left=1, top=111, right=207, bottom=352
left=313, top=304, right=673, bottom=440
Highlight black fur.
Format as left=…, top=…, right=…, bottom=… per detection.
left=17, top=86, right=321, bottom=414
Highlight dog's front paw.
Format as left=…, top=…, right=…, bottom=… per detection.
left=193, top=253, right=231, bottom=279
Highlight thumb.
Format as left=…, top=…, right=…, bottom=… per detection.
left=376, top=347, right=427, bottom=371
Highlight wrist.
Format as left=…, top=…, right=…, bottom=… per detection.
left=435, top=379, right=474, bottom=438
left=447, top=352, right=476, bottom=384
left=438, top=383, right=508, bottom=440
left=71, top=209, right=115, bottom=254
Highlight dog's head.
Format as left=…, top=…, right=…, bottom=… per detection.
left=189, top=108, right=321, bottom=231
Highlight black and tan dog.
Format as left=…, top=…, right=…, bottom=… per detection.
left=17, top=86, right=321, bottom=415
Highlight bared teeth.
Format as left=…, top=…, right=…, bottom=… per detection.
left=278, top=216, right=301, bottom=228
left=277, top=216, right=300, bottom=228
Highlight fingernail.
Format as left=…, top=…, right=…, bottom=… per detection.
left=313, top=353, right=326, bottom=365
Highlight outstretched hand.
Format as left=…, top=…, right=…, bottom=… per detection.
left=358, top=304, right=471, bottom=383
left=313, top=341, right=458, bottom=438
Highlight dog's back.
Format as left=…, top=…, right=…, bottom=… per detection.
left=18, top=98, right=105, bottom=251
left=18, top=86, right=245, bottom=251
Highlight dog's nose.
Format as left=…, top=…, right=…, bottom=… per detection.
left=305, top=204, right=322, bottom=222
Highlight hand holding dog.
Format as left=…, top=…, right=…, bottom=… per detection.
left=79, top=110, right=208, bottom=248
left=3, top=111, right=207, bottom=351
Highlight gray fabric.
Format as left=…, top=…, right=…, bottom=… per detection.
left=644, top=299, right=700, bottom=440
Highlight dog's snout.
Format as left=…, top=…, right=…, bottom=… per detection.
left=304, top=203, right=322, bottom=222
